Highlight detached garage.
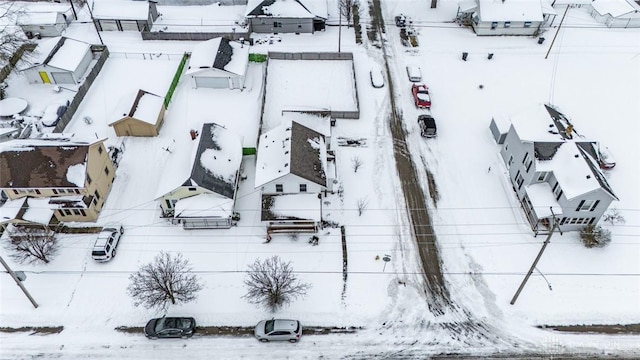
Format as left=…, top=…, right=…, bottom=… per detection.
left=92, top=0, right=159, bottom=32
left=17, top=12, right=69, bottom=38
left=109, top=89, right=166, bottom=137
left=18, top=37, right=93, bottom=85
left=186, top=37, right=249, bottom=89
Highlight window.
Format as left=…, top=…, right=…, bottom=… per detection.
left=79, top=209, right=86, bottom=216
left=504, top=142, right=509, bottom=151
left=524, top=21, right=532, bottom=28
left=537, top=172, right=547, bottom=182
left=297, top=23, right=302, bottom=28
left=554, top=184, right=563, bottom=201
left=35, top=189, right=41, bottom=195
left=576, top=200, right=600, bottom=212
left=274, top=21, right=282, bottom=28
left=94, top=190, right=101, bottom=200
left=74, top=189, right=80, bottom=194
left=522, top=152, right=529, bottom=164
left=13, top=190, right=19, bottom=195
left=491, top=22, right=498, bottom=29
left=98, top=146, right=103, bottom=154
left=504, top=21, right=511, bottom=28
left=104, top=167, right=110, bottom=176
left=52, top=189, right=58, bottom=195
left=87, top=174, right=92, bottom=184
left=64, top=209, right=72, bottom=216
left=300, top=184, right=307, bottom=192
left=275, top=184, right=283, bottom=193
left=73, top=209, right=81, bottom=215
left=92, top=197, right=98, bottom=206
left=515, top=172, right=524, bottom=189
left=188, top=187, right=197, bottom=191
left=165, top=199, right=173, bottom=209
left=508, top=155, right=513, bottom=168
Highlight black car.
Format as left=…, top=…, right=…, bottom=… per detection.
left=395, top=14, right=407, bottom=27
left=144, top=317, right=196, bottom=339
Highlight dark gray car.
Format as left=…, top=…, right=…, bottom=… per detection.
left=144, top=317, right=196, bottom=339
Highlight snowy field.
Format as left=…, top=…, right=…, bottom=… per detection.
left=0, top=0, right=639, bottom=358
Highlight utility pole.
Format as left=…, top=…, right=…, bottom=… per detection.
left=0, top=255, right=38, bottom=308
left=510, top=208, right=560, bottom=305
left=86, top=1, right=104, bottom=46
left=338, top=8, right=342, bottom=53
left=545, top=5, right=569, bottom=59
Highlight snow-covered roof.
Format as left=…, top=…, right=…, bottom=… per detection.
left=0, top=198, right=26, bottom=223
left=458, top=0, right=478, bottom=13
left=18, top=37, right=90, bottom=72
left=591, top=0, right=639, bottom=17
left=280, top=109, right=331, bottom=137
left=509, top=104, right=576, bottom=142
left=185, top=38, right=249, bottom=77
left=22, top=198, right=56, bottom=225
left=0, top=136, right=102, bottom=189
left=16, top=12, right=64, bottom=26
left=155, top=123, right=243, bottom=199
left=174, top=193, right=234, bottom=219
left=110, top=90, right=164, bottom=125
left=93, top=0, right=150, bottom=20
left=524, top=182, right=563, bottom=218
left=255, top=120, right=327, bottom=188
left=245, top=0, right=328, bottom=19
left=261, top=193, right=321, bottom=221
left=477, top=0, right=544, bottom=21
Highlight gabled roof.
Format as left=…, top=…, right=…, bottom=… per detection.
left=155, top=123, right=243, bottom=200
left=477, top=0, right=545, bottom=21
left=109, top=89, right=164, bottom=126
left=245, top=0, right=328, bottom=19
left=0, top=136, right=103, bottom=189
left=255, top=120, right=327, bottom=188
left=93, top=0, right=150, bottom=20
left=185, top=38, right=249, bottom=77
left=591, top=0, right=640, bottom=17
left=18, top=36, right=90, bottom=72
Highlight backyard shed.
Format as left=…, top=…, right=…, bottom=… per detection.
left=245, top=0, right=328, bottom=33
left=18, top=37, right=93, bottom=85
left=109, top=90, right=166, bottom=137
left=92, top=0, right=159, bottom=32
left=17, top=12, right=68, bottom=38
left=186, top=37, right=249, bottom=89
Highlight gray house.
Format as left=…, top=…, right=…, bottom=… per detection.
left=92, top=0, right=159, bottom=32
left=245, top=0, right=327, bottom=33
left=457, top=0, right=556, bottom=36
left=17, top=12, right=69, bottom=38
left=495, top=104, right=617, bottom=234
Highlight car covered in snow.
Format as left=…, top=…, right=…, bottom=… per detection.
left=369, top=67, right=385, bottom=88
left=411, top=83, right=431, bottom=109
left=91, top=224, right=124, bottom=262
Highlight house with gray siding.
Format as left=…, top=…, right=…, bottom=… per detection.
left=245, top=0, right=327, bottom=34
left=496, top=104, right=617, bottom=234
left=457, top=0, right=556, bottom=36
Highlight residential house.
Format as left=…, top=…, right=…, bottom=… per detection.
left=17, top=12, right=69, bottom=38
left=155, top=123, right=243, bottom=229
left=589, top=0, right=640, bottom=28
left=494, top=104, right=618, bottom=234
left=255, top=120, right=330, bottom=234
left=245, top=0, right=328, bottom=33
left=109, top=89, right=166, bottom=137
left=18, top=37, right=93, bottom=85
left=0, top=135, right=116, bottom=227
left=186, top=37, right=249, bottom=89
left=457, top=0, right=557, bottom=36
left=92, top=0, right=159, bottom=32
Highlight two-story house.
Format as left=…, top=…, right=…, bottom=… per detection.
left=0, top=135, right=115, bottom=227
left=496, top=104, right=618, bottom=234
left=255, top=120, right=330, bottom=234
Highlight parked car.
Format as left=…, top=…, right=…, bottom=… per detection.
left=395, top=14, right=407, bottom=27
left=144, top=317, right=196, bottom=339
left=254, top=319, right=302, bottom=343
left=418, top=114, right=437, bottom=138
left=406, top=65, right=422, bottom=82
left=91, top=224, right=124, bottom=262
left=411, top=83, right=431, bottom=108
left=370, top=67, right=385, bottom=88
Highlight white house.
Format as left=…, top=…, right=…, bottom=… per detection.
left=245, top=0, right=328, bottom=33
left=17, top=12, right=69, bottom=38
left=255, top=120, right=331, bottom=233
left=494, top=104, right=618, bottom=234
left=18, top=37, right=93, bottom=85
left=155, top=123, right=243, bottom=229
left=185, top=37, right=250, bottom=89
left=457, top=0, right=557, bottom=36
left=589, top=0, right=640, bottom=28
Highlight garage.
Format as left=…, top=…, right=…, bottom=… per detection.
left=51, top=72, right=75, bottom=84
left=119, top=20, right=140, bottom=31
left=194, top=76, right=230, bottom=89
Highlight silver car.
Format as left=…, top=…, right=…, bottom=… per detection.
left=254, top=319, right=302, bottom=343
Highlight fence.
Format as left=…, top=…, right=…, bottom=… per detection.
left=0, top=44, right=37, bottom=87
left=53, top=45, right=110, bottom=133
left=165, top=53, right=189, bottom=109
left=107, top=52, right=184, bottom=60
left=141, top=31, right=250, bottom=41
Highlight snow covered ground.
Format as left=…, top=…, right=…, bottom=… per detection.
left=0, top=0, right=639, bottom=358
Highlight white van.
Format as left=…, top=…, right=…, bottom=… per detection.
left=406, top=65, right=422, bottom=82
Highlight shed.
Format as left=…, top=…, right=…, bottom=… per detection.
left=17, top=12, right=68, bottom=38
left=92, top=0, right=159, bottom=32
left=109, top=90, right=166, bottom=137
left=245, top=0, right=328, bottom=33
left=590, top=0, right=640, bottom=28
left=18, top=37, right=93, bottom=85
left=186, top=37, right=249, bottom=89
left=489, top=114, right=510, bottom=144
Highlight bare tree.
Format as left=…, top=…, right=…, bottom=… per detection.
left=580, top=225, right=611, bottom=248
left=0, top=3, right=26, bottom=64
left=338, top=0, right=358, bottom=27
left=603, top=208, right=625, bottom=226
left=351, top=156, right=363, bottom=173
left=7, top=227, right=59, bottom=264
left=357, top=197, right=368, bottom=216
left=243, top=256, right=311, bottom=312
left=127, top=251, right=203, bottom=311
